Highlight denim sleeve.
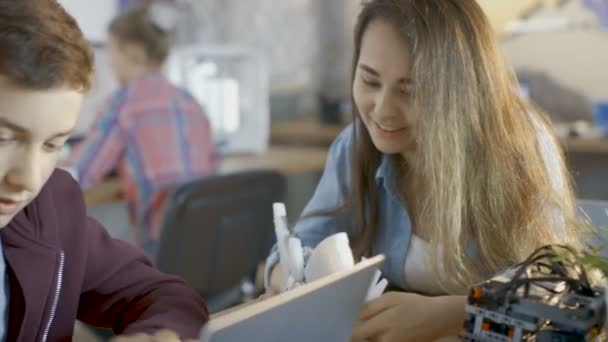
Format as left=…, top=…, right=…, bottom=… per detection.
left=264, top=124, right=354, bottom=288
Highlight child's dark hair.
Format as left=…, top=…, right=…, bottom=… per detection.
left=109, top=6, right=174, bottom=65
left=0, top=0, right=93, bottom=91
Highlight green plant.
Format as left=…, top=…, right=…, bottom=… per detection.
left=576, top=219, right=608, bottom=278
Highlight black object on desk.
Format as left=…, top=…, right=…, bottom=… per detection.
left=319, top=95, right=346, bottom=125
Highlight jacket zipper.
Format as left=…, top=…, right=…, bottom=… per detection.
left=41, top=251, right=65, bottom=342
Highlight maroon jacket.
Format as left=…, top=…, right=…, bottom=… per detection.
left=0, top=169, right=209, bottom=341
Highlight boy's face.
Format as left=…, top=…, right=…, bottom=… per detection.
left=0, top=77, right=82, bottom=228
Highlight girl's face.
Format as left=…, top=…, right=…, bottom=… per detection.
left=353, top=20, right=417, bottom=158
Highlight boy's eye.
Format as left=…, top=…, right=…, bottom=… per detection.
left=44, top=142, right=64, bottom=152
left=0, top=128, right=14, bottom=140
left=0, top=135, right=16, bottom=143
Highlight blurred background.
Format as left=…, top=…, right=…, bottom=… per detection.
left=55, top=0, right=608, bottom=339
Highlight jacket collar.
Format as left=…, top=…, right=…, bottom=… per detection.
left=374, top=154, right=403, bottom=202
left=1, top=187, right=62, bottom=340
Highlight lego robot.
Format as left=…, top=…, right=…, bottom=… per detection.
left=459, top=245, right=606, bottom=341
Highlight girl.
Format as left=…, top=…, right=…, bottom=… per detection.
left=267, top=0, right=580, bottom=340
left=68, top=3, right=218, bottom=256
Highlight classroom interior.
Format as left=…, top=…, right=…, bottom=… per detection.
left=54, top=0, right=608, bottom=340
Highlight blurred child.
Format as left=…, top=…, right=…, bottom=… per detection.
left=68, top=3, right=218, bottom=256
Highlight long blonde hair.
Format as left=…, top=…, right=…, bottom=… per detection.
left=348, top=0, right=580, bottom=293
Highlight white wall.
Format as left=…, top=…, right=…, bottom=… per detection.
left=58, top=0, right=117, bottom=42
left=74, top=48, right=119, bottom=136
left=501, top=0, right=608, bottom=100
left=477, top=0, right=546, bottom=35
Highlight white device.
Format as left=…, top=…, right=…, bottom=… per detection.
left=271, top=202, right=388, bottom=299
left=365, top=269, right=388, bottom=302
left=199, top=255, right=385, bottom=342
left=272, top=202, right=305, bottom=291
left=165, top=45, right=269, bottom=154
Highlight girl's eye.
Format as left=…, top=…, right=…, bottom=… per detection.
left=362, top=77, right=380, bottom=88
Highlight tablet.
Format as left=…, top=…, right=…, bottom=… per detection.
left=199, top=254, right=385, bottom=342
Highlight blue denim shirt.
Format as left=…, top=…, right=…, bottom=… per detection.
left=265, top=124, right=414, bottom=289
left=265, top=120, right=564, bottom=290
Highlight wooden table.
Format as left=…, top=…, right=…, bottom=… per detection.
left=560, top=138, right=608, bottom=155
left=83, top=128, right=608, bottom=206
left=83, top=145, right=329, bottom=206
left=271, top=120, right=608, bottom=155
left=220, top=145, right=328, bottom=175
left=271, top=120, right=345, bottom=146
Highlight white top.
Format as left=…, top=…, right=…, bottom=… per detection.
left=403, top=234, right=444, bottom=295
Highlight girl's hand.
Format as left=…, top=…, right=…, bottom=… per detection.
left=352, top=292, right=466, bottom=342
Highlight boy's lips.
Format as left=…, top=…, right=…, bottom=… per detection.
left=0, top=197, right=23, bottom=215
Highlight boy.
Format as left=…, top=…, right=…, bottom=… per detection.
left=0, top=0, right=207, bottom=340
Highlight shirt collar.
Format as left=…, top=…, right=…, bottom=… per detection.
left=374, top=154, right=402, bottom=200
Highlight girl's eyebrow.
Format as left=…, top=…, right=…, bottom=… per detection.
left=358, top=64, right=413, bottom=84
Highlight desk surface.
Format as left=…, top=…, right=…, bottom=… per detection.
left=271, top=120, right=346, bottom=146
left=561, top=138, right=608, bottom=155
left=83, top=145, right=328, bottom=206
left=220, top=145, right=328, bottom=175
left=83, top=127, right=608, bottom=206
left=272, top=120, right=608, bottom=155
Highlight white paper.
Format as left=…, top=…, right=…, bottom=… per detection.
left=304, top=232, right=355, bottom=283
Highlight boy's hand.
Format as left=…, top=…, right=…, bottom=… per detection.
left=111, top=329, right=197, bottom=342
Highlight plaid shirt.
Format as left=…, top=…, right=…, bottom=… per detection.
left=69, top=74, right=218, bottom=255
